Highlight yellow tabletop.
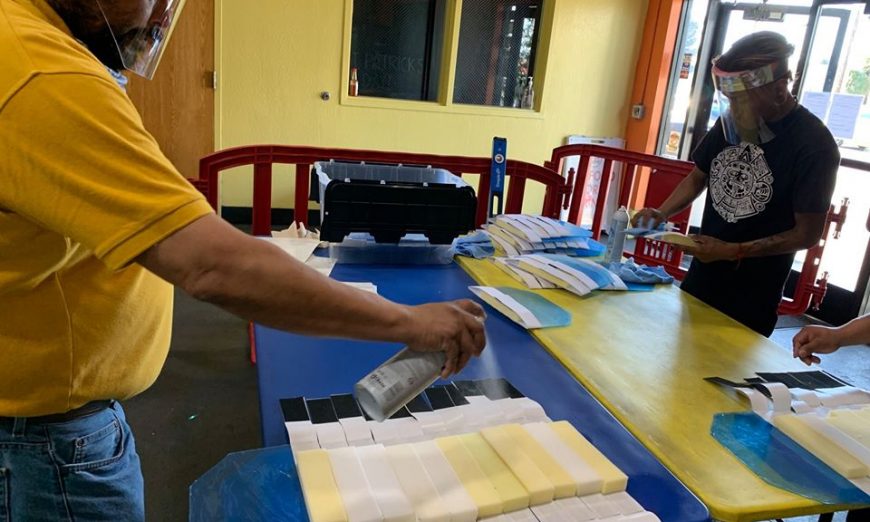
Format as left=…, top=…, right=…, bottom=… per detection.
left=458, top=257, right=861, bottom=522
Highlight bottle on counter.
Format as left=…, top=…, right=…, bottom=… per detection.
left=521, top=76, right=535, bottom=109
left=349, top=67, right=359, bottom=97
left=604, top=206, right=630, bottom=264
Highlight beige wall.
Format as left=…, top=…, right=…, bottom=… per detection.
left=216, top=0, right=648, bottom=209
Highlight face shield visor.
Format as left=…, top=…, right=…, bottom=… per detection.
left=96, top=0, right=187, bottom=80
left=711, top=59, right=788, bottom=145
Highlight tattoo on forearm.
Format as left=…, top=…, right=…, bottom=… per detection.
left=745, top=231, right=803, bottom=257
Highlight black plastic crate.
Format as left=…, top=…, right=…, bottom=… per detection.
left=315, top=161, right=477, bottom=244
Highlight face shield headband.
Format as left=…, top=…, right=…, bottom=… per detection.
left=711, top=59, right=789, bottom=145
left=96, top=0, right=187, bottom=80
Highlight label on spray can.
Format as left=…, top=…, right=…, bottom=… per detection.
left=355, top=348, right=446, bottom=422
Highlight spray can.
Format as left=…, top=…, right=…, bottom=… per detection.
left=355, top=347, right=445, bottom=422
left=604, top=206, right=630, bottom=264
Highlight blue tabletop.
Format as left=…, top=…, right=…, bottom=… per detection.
left=249, top=262, right=709, bottom=522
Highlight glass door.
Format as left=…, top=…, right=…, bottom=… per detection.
left=795, top=2, right=870, bottom=324
left=657, top=0, right=870, bottom=324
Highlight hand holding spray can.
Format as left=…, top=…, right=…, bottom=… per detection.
left=355, top=347, right=446, bottom=422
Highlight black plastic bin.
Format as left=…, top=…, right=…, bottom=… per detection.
left=314, top=161, right=477, bottom=244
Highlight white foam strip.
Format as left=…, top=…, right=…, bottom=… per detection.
left=407, top=411, right=448, bottom=438
left=384, top=444, right=451, bottom=522
left=791, top=401, right=814, bottom=414
left=368, top=420, right=403, bottom=446
left=315, top=422, right=349, bottom=449
left=391, top=418, right=425, bottom=444
left=491, top=398, right=529, bottom=424
left=816, top=387, right=870, bottom=408
left=530, top=501, right=567, bottom=522
left=285, top=420, right=318, bottom=448
left=604, top=491, right=645, bottom=515
left=552, top=497, right=596, bottom=521
left=412, top=441, right=478, bottom=522
left=340, top=417, right=374, bottom=446
left=328, top=447, right=384, bottom=522
left=506, top=509, right=541, bottom=522
left=801, top=414, right=870, bottom=468
left=620, top=512, right=662, bottom=522
left=356, top=445, right=415, bottom=522
left=512, top=398, right=550, bottom=422
left=736, top=387, right=771, bottom=417
left=580, top=493, right=621, bottom=519
left=759, top=382, right=792, bottom=414
left=790, top=388, right=822, bottom=408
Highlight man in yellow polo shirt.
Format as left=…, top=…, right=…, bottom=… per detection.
left=0, top=1, right=486, bottom=519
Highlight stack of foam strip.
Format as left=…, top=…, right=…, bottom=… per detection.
left=296, top=420, right=657, bottom=522
left=484, top=215, right=600, bottom=258
left=770, top=387, right=870, bottom=492
left=283, top=380, right=548, bottom=454
left=496, top=254, right=626, bottom=295
left=715, top=375, right=870, bottom=494
left=283, top=379, right=659, bottom=521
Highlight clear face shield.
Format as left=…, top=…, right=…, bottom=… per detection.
left=711, top=59, right=788, bottom=145
left=96, top=0, right=187, bottom=80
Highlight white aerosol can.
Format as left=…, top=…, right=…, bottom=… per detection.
left=354, top=347, right=445, bottom=422
left=604, top=206, right=630, bottom=264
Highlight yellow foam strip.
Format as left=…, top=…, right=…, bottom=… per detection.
left=826, top=408, right=870, bottom=447
left=499, top=424, right=576, bottom=498
left=436, top=435, right=504, bottom=518
left=522, top=422, right=603, bottom=495
left=479, top=425, right=555, bottom=505
left=773, top=414, right=869, bottom=479
left=459, top=433, right=530, bottom=512
left=549, top=421, right=628, bottom=493
left=295, top=449, right=349, bottom=522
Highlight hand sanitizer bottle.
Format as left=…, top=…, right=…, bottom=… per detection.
left=355, top=348, right=445, bottom=422
left=604, top=206, right=630, bottom=264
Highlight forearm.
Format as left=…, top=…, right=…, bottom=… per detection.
left=139, top=217, right=413, bottom=344
left=831, top=315, right=870, bottom=347
left=738, top=213, right=825, bottom=258
left=739, top=229, right=815, bottom=258
left=191, top=238, right=412, bottom=342
left=658, top=168, right=707, bottom=218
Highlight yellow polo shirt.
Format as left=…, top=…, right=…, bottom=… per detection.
left=0, top=0, right=214, bottom=416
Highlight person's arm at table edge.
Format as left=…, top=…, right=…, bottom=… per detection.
left=793, top=315, right=870, bottom=365
left=136, top=214, right=485, bottom=375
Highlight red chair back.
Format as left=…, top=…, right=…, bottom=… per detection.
left=547, top=144, right=695, bottom=279
left=198, top=145, right=568, bottom=236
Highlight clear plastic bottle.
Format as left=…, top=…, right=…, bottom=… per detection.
left=604, top=206, right=630, bottom=264
left=355, top=347, right=445, bottom=421
left=521, top=77, right=535, bottom=109
left=349, top=67, right=359, bottom=97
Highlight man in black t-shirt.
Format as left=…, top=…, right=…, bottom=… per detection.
left=634, top=32, right=839, bottom=336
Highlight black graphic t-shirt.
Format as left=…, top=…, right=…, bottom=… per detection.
left=681, top=105, right=839, bottom=336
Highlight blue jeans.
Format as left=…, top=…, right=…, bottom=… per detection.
left=0, top=402, right=143, bottom=521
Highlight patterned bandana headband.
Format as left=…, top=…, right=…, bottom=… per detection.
left=712, top=59, right=789, bottom=94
